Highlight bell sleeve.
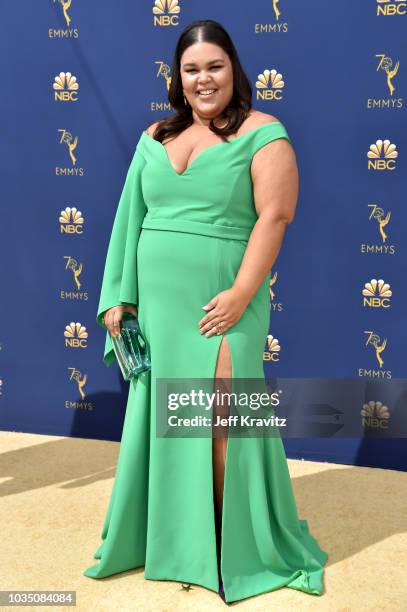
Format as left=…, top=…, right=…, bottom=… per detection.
left=96, top=145, right=147, bottom=367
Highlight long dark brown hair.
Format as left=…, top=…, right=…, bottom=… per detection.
left=152, top=19, right=253, bottom=144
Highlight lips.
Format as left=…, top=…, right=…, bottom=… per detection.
left=197, top=89, right=217, bottom=96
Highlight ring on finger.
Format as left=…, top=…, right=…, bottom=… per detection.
left=216, top=321, right=225, bottom=334
left=205, top=320, right=218, bottom=336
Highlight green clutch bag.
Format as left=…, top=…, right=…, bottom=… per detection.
left=107, top=313, right=151, bottom=381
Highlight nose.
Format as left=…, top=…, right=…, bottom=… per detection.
left=197, top=71, right=212, bottom=85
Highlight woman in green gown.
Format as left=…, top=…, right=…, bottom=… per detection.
left=83, top=19, right=328, bottom=604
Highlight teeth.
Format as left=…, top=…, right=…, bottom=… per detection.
left=199, top=89, right=216, bottom=95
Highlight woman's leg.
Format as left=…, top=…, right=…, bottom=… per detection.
left=212, top=335, right=232, bottom=578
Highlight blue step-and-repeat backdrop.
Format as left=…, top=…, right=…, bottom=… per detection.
left=1, top=1, right=406, bottom=470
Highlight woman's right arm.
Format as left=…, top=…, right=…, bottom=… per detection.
left=96, top=144, right=147, bottom=367
left=102, top=303, right=138, bottom=337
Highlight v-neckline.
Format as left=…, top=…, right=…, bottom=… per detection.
left=142, top=121, right=281, bottom=177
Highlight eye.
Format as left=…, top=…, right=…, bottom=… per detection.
left=184, top=65, right=223, bottom=73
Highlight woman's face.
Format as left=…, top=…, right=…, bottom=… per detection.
left=180, top=42, right=233, bottom=122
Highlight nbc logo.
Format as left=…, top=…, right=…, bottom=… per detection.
left=152, top=0, right=180, bottom=26
left=64, top=322, right=88, bottom=348
left=361, top=400, right=390, bottom=428
left=376, top=0, right=406, bottom=16
left=367, top=139, right=398, bottom=170
left=53, top=72, right=79, bottom=101
left=256, top=69, right=285, bottom=101
left=263, top=334, right=280, bottom=362
left=362, top=278, right=392, bottom=308
left=60, top=207, right=84, bottom=234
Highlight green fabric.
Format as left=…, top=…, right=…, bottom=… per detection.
left=95, top=148, right=147, bottom=366
left=84, top=122, right=328, bottom=603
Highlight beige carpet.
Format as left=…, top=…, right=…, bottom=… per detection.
left=1, top=430, right=406, bottom=611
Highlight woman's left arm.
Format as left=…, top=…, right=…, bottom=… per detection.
left=198, top=137, right=298, bottom=336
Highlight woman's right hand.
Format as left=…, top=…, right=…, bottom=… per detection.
left=102, top=304, right=138, bottom=337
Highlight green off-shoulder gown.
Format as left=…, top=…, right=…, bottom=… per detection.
left=83, top=120, right=328, bottom=603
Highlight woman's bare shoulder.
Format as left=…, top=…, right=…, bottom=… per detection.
left=242, top=110, right=281, bottom=133
left=145, top=120, right=164, bottom=138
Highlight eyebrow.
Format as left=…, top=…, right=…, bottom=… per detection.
left=182, top=59, right=224, bottom=68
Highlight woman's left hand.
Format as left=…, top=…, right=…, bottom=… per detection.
left=198, top=287, right=250, bottom=337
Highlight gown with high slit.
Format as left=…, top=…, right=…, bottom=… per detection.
left=83, top=120, right=328, bottom=603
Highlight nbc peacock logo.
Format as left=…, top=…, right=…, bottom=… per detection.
left=263, top=334, right=280, bottom=362
left=152, top=0, right=180, bottom=26
left=376, top=0, right=406, bottom=16
left=361, top=400, right=390, bottom=429
left=64, top=322, right=88, bottom=348
left=53, top=72, right=79, bottom=102
left=362, top=278, right=392, bottom=308
left=367, top=139, right=398, bottom=170
left=256, top=69, right=285, bottom=101
left=59, top=207, right=84, bottom=235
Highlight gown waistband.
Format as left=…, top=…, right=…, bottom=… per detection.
left=141, top=217, right=252, bottom=241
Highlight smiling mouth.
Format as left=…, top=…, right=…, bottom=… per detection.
left=197, top=89, right=217, bottom=96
